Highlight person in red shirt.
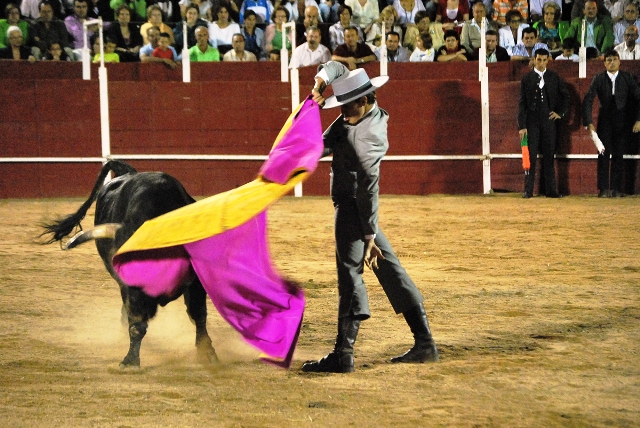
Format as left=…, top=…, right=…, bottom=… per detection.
left=152, top=32, right=175, bottom=60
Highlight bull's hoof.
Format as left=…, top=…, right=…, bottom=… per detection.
left=197, top=345, right=219, bottom=365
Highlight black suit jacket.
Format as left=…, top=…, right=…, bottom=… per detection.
left=582, top=70, right=640, bottom=126
left=518, top=69, right=570, bottom=129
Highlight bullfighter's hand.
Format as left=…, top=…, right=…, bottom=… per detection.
left=312, top=77, right=326, bottom=106
left=364, top=238, right=384, bottom=271
left=549, top=111, right=561, bottom=120
left=519, top=129, right=527, bottom=140
left=633, top=121, right=640, bottom=133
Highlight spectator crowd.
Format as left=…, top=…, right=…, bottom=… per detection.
left=2, top=0, right=640, bottom=64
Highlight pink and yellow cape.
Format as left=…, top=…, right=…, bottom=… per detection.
left=111, top=98, right=324, bottom=368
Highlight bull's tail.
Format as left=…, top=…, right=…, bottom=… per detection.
left=40, top=160, right=137, bottom=244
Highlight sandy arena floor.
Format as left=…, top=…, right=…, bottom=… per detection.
left=0, top=194, right=639, bottom=427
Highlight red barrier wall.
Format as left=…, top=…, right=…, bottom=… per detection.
left=2, top=60, right=640, bottom=198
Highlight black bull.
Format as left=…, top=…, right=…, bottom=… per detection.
left=42, top=160, right=218, bottom=368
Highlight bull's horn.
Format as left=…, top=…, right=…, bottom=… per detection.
left=65, top=223, right=122, bottom=250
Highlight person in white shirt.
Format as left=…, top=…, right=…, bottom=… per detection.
left=409, top=31, right=435, bottom=61
left=555, top=37, right=580, bottom=61
left=614, top=25, right=640, bottom=59
left=290, top=25, right=331, bottom=67
left=223, top=33, right=258, bottom=60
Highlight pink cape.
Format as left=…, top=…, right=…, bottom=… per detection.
left=112, top=98, right=323, bottom=368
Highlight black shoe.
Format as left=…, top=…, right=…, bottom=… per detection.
left=611, top=190, right=626, bottom=197
left=301, top=352, right=354, bottom=373
left=391, top=342, right=439, bottom=363
left=598, top=190, right=610, bottom=198
left=546, top=193, right=563, bottom=198
left=522, top=192, right=533, bottom=199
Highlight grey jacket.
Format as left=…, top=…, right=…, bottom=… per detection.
left=319, top=61, right=389, bottom=236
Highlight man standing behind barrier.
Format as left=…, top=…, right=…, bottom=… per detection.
left=582, top=49, right=640, bottom=197
left=518, top=48, right=569, bottom=198
left=301, top=61, right=439, bottom=373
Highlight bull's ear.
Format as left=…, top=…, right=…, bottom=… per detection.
left=65, top=224, right=122, bottom=250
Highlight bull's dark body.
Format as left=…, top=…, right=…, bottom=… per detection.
left=43, top=161, right=217, bottom=368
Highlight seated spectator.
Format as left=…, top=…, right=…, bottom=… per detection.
left=0, top=26, right=36, bottom=61
left=93, top=35, right=120, bottom=62
left=29, top=1, right=72, bottom=60
left=461, top=2, right=495, bottom=52
left=265, top=5, right=293, bottom=52
left=499, top=9, right=527, bottom=55
left=141, top=5, right=176, bottom=45
left=238, top=0, right=273, bottom=24
left=21, top=0, right=65, bottom=20
left=613, top=2, right=640, bottom=45
left=410, top=31, right=435, bottom=61
left=533, top=1, right=568, bottom=55
left=66, top=0, right=98, bottom=57
left=296, top=5, right=329, bottom=48
left=241, top=10, right=265, bottom=59
left=404, top=10, right=445, bottom=51
left=393, top=0, right=426, bottom=25
left=555, top=36, right=579, bottom=60
left=614, top=24, right=640, bottom=59
left=564, top=0, right=614, bottom=55
left=43, top=41, right=72, bottom=60
left=374, top=30, right=410, bottom=61
left=87, top=0, right=114, bottom=21
left=332, top=24, right=377, bottom=69
left=470, top=28, right=510, bottom=61
left=329, top=4, right=363, bottom=52
left=365, top=5, right=402, bottom=49
left=179, top=0, right=212, bottom=20
left=107, top=5, right=144, bottom=62
left=140, top=25, right=180, bottom=67
left=436, top=0, right=470, bottom=30
left=110, top=0, right=147, bottom=22
left=189, top=25, right=220, bottom=60
left=345, top=0, right=379, bottom=31
left=208, top=3, right=241, bottom=55
left=529, top=0, right=561, bottom=23
left=492, top=0, right=529, bottom=26
left=268, top=47, right=280, bottom=60
left=511, top=26, right=550, bottom=60
left=290, top=25, right=330, bottom=67
left=209, top=0, right=240, bottom=23
left=174, top=4, right=209, bottom=49
left=223, top=32, right=257, bottom=60
left=0, top=4, right=29, bottom=49
left=435, top=28, right=469, bottom=60
left=153, top=31, right=178, bottom=59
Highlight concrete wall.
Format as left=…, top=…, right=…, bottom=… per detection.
left=2, top=60, right=640, bottom=198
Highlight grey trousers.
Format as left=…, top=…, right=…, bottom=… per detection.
left=334, top=199, right=424, bottom=320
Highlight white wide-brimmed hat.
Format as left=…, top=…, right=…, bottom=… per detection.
left=323, top=69, right=389, bottom=109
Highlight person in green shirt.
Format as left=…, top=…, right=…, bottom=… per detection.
left=0, top=4, right=29, bottom=49
left=189, top=25, right=220, bottom=62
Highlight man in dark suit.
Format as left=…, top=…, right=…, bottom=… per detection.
left=300, top=61, right=439, bottom=373
left=518, top=48, right=570, bottom=198
left=582, top=48, right=640, bottom=197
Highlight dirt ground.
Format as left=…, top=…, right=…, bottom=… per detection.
left=1, top=194, right=639, bottom=427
